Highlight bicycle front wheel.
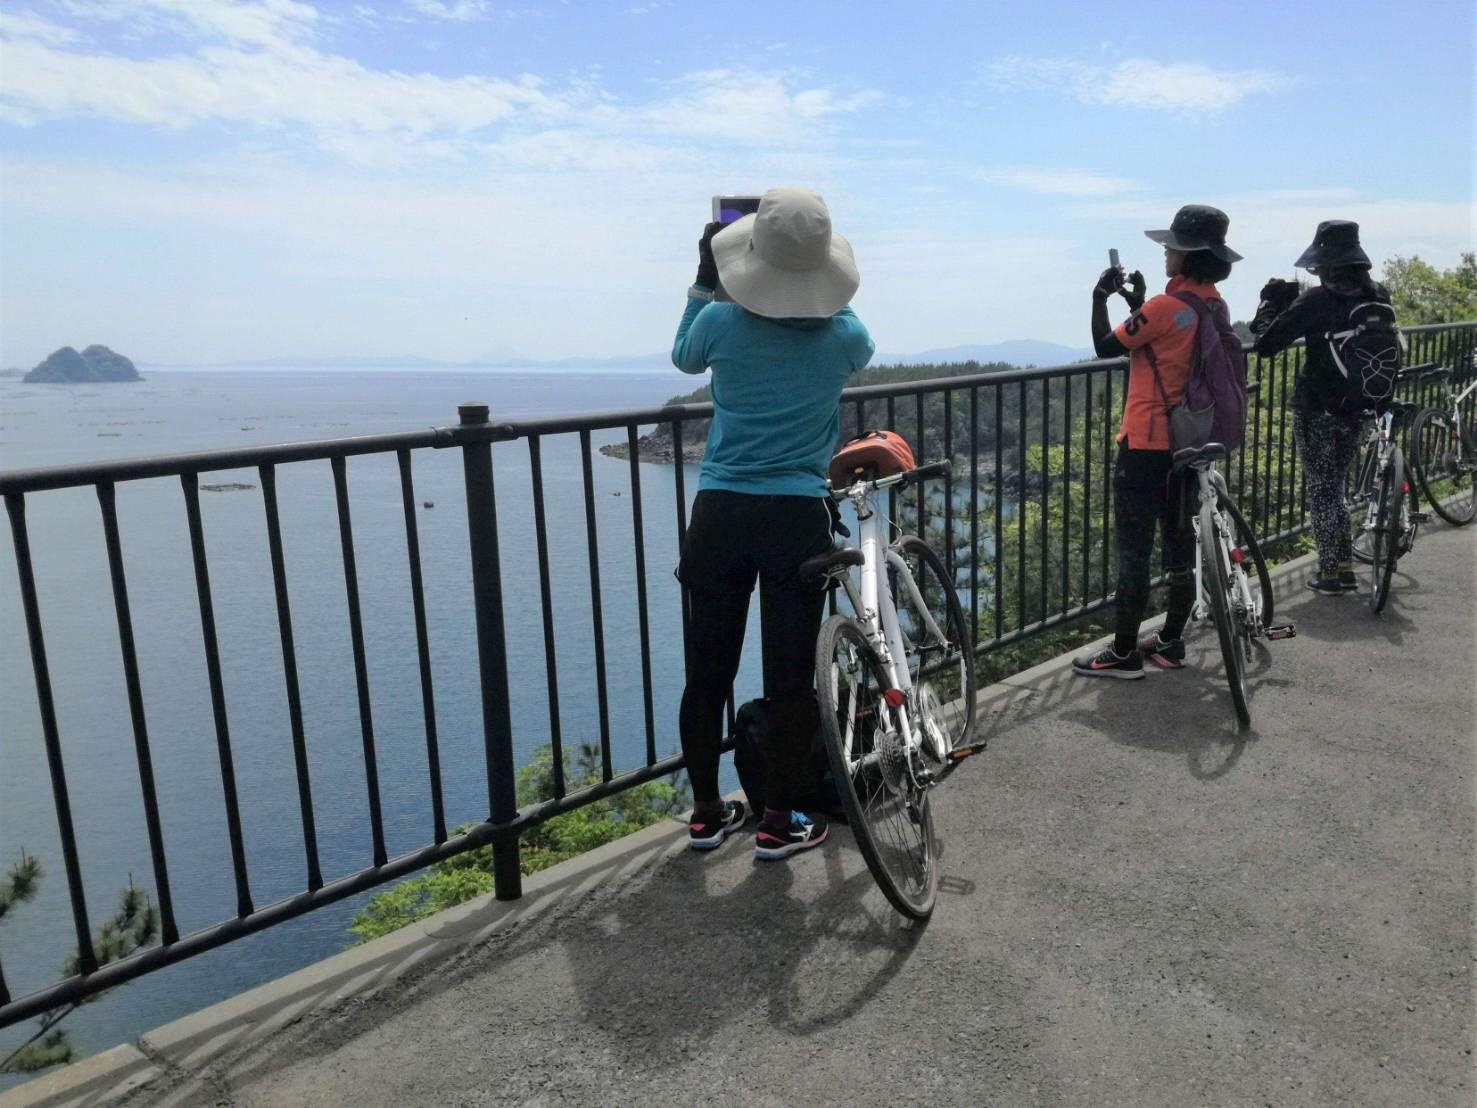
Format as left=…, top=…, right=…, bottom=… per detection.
left=1200, top=500, right=1250, bottom=729
left=1410, top=406, right=1477, bottom=525
left=1348, top=437, right=1379, bottom=564
left=815, top=614, right=938, bottom=919
left=890, top=535, right=977, bottom=758
left=1370, top=449, right=1406, bottom=615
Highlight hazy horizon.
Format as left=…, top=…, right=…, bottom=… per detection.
left=1, top=0, right=1472, bottom=369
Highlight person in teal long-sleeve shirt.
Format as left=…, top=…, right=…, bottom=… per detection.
left=674, top=187, right=873, bottom=861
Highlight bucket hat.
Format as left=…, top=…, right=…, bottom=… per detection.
left=711, top=187, right=859, bottom=318
left=1143, top=204, right=1242, bottom=263
left=1293, top=220, right=1371, bottom=270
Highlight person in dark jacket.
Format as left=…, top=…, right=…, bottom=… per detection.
left=1251, top=220, right=1392, bottom=595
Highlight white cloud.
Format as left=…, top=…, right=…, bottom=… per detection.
left=988, top=55, right=1288, bottom=112
left=403, top=0, right=491, bottom=21
left=642, top=70, right=882, bottom=144
left=984, top=168, right=1136, bottom=196
left=60, top=0, right=320, bottom=49
left=0, top=10, right=80, bottom=44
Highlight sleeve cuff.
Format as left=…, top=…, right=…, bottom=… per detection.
left=688, top=284, right=715, bottom=302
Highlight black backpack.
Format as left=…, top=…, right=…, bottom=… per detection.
left=1327, top=298, right=1403, bottom=408
left=732, top=697, right=844, bottom=819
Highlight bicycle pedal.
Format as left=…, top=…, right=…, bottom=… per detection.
left=947, top=740, right=988, bottom=762
left=1410, top=511, right=1430, bottom=524
left=1264, top=622, right=1297, bottom=640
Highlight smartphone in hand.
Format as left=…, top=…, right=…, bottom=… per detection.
left=713, top=196, right=762, bottom=225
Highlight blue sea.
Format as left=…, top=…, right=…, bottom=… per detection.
left=0, top=367, right=761, bottom=1072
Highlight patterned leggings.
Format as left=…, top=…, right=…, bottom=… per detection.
left=1293, top=409, right=1360, bottom=575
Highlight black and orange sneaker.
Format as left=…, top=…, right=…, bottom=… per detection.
left=688, top=800, right=745, bottom=851
left=1138, top=632, right=1186, bottom=670
left=754, top=812, right=828, bottom=860
left=1071, top=645, right=1145, bottom=680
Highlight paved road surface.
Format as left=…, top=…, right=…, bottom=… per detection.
left=134, top=523, right=1475, bottom=1107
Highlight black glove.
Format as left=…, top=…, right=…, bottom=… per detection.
left=1122, top=270, right=1146, bottom=311
left=695, top=221, right=722, bottom=291
left=1259, top=278, right=1299, bottom=309
left=1093, top=267, right=1122, bottom=300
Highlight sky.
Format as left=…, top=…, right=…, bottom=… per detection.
left=0, top=0, right=1472, bottom=367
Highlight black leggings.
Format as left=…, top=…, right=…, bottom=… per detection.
left=675, top=491, right=833, bottom=808
left=1113, top=445, right=1196, bottom=652
left=1293, top=409, right=1360, bottom=575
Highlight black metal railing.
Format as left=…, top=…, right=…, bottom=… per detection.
left=1, top=321, right=1473, bottom=1029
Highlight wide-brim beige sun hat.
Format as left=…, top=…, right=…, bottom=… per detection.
left=711, top=186, right=860, bottom=319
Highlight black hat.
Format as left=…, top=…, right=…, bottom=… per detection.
left=1293, top=220, right=1371, bottom=270
left=1144, top=204, right=1242, bottom=263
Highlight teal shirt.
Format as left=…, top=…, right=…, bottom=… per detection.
left=672, top=293, right=875, bottom=496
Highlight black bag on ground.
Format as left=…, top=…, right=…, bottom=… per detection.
left=1328, top=298, right=1403, bottom=409
left=732, top=697, right=844, bottom=820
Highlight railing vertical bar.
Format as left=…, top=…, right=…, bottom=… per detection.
left=1083, top=370, right=1094, bottom=606
left=915, top=391, right=926, bottom=538
left=1017, top=380, right=1027, bottom=632
left=1039, top=377, right=1049, bottom=626
left=527, top=436, right=566, bottom=801
left=854, top=397, right=866, bottom=437
left=673, top=419, right=693, bottom=682
left=943, top=387, right=954, bottom=584
left=887, top=396, right=899, bottom=525
left=395, top=450, right=447, bottom=843
left=627, top=426, right=657, bottom=767
left=969, top=386, right=980, bottom=636
left=179, top=474, right=254, bottom=917
left=579, top=429, right=614, bottom=782
left=457, top=405, right=521, bottom=899
left=258, top=465, right=326, bottom=886
left=1060, top=375, right=1072, bottom=616
left=96, top=481, right=181, bottom=941
left=993, top=385, right=1004, bottom=643
left=5, top=493, right=99, bottom=970
left=1102, top=368, right=1115, bottom=598
left=0, top=954, right=9, bottom=1007
left=330, top=456, right=388, bottom=869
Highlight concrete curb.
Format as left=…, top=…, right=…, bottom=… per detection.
left=3, top=546, right=1329, bottom=1107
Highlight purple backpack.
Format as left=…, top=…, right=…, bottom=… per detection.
left=1145, top=291, right=1248, bottom=453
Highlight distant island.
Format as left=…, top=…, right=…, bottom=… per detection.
left=0, top=367, right=24, bottom=378
left=24, top=345, right=142, bottom=383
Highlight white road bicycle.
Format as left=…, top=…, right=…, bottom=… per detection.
left=803, top=458, right=983, bottom=919
left=1408, top=367, right=1477, bottom=527
left=1175, top=443, right=1294, bottom=730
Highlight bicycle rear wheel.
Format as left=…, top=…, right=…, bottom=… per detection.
left=890, top=534, right=977, bottom=758
left=1410, top=406, right=1477, bottom=525
left=1200, top=500, right=1250, bottom=729
left=1370, top=449, right=1405, bottom=615
left=1220, top=494, right=1274, bottom=659
left=815, top=614, right=938, bottom=919
left=1348, top=437, right=1379, bottom=564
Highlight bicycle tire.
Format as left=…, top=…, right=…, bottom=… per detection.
left=1348, top=436, right=1379, bottom=564
left=815, top=613, right=938, bottom=919
left=1410, top=406, right=1477, bottom=526
left=1219, top=494, right=1274, bottom=657
left=890, top=534, right=977, bottom=757
left=1200, top=499, right=1250, bottom=729
left=1370, top=449, right=1405, bottom=615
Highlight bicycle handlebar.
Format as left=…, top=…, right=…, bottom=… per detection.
left=829, top=459, right=953, bottom=498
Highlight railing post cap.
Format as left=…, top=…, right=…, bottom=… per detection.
left=458, top=402, right=490, bottom=425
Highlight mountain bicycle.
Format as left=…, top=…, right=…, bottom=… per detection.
left=1346, top=402, right=1427, bottom=614
left=802, top=458, right=983, bottom=919
left=1174, top=443, right=1293, bottom=730
left=1407, top=367, right=1477, bottom=526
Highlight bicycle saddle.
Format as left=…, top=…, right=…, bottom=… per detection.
left=800, top=544, right=865, bottom=583
left=1171, top=442, right=1228, bottom=469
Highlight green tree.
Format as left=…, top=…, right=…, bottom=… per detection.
left=1381, top=253, right=1477, bottom=325
left=348, top=744, right=689, bottom=943
left=0, top=855, right=159, bottom=1076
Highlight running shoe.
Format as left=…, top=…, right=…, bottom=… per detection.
left=688, top=800, right=745, bottom=850
left=1138, top=632, right=1186, bottom=670
left=1306, top=574, right=1343, bottom=596
left=1338, top=568, right=1358, bottom=593
left=754, top=811, right=828, bottom=860
left=1071, top=646, right=1145, bottom=680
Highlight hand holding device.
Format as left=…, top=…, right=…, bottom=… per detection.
left=1259, top=277, right=1300, bottom=310
left=1123, top=269, right=1146, bottom=310
left=1093, top=266, right=1123, bottom=300
left=712, top=196, right=762, bottom=225
left=695, top=221, right=722, bottom=291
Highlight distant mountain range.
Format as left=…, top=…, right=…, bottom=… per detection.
left=145, top=338, right=1095, bottom=373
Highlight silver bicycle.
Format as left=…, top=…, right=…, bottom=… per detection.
left=803, top=457, right=982, bottom=919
